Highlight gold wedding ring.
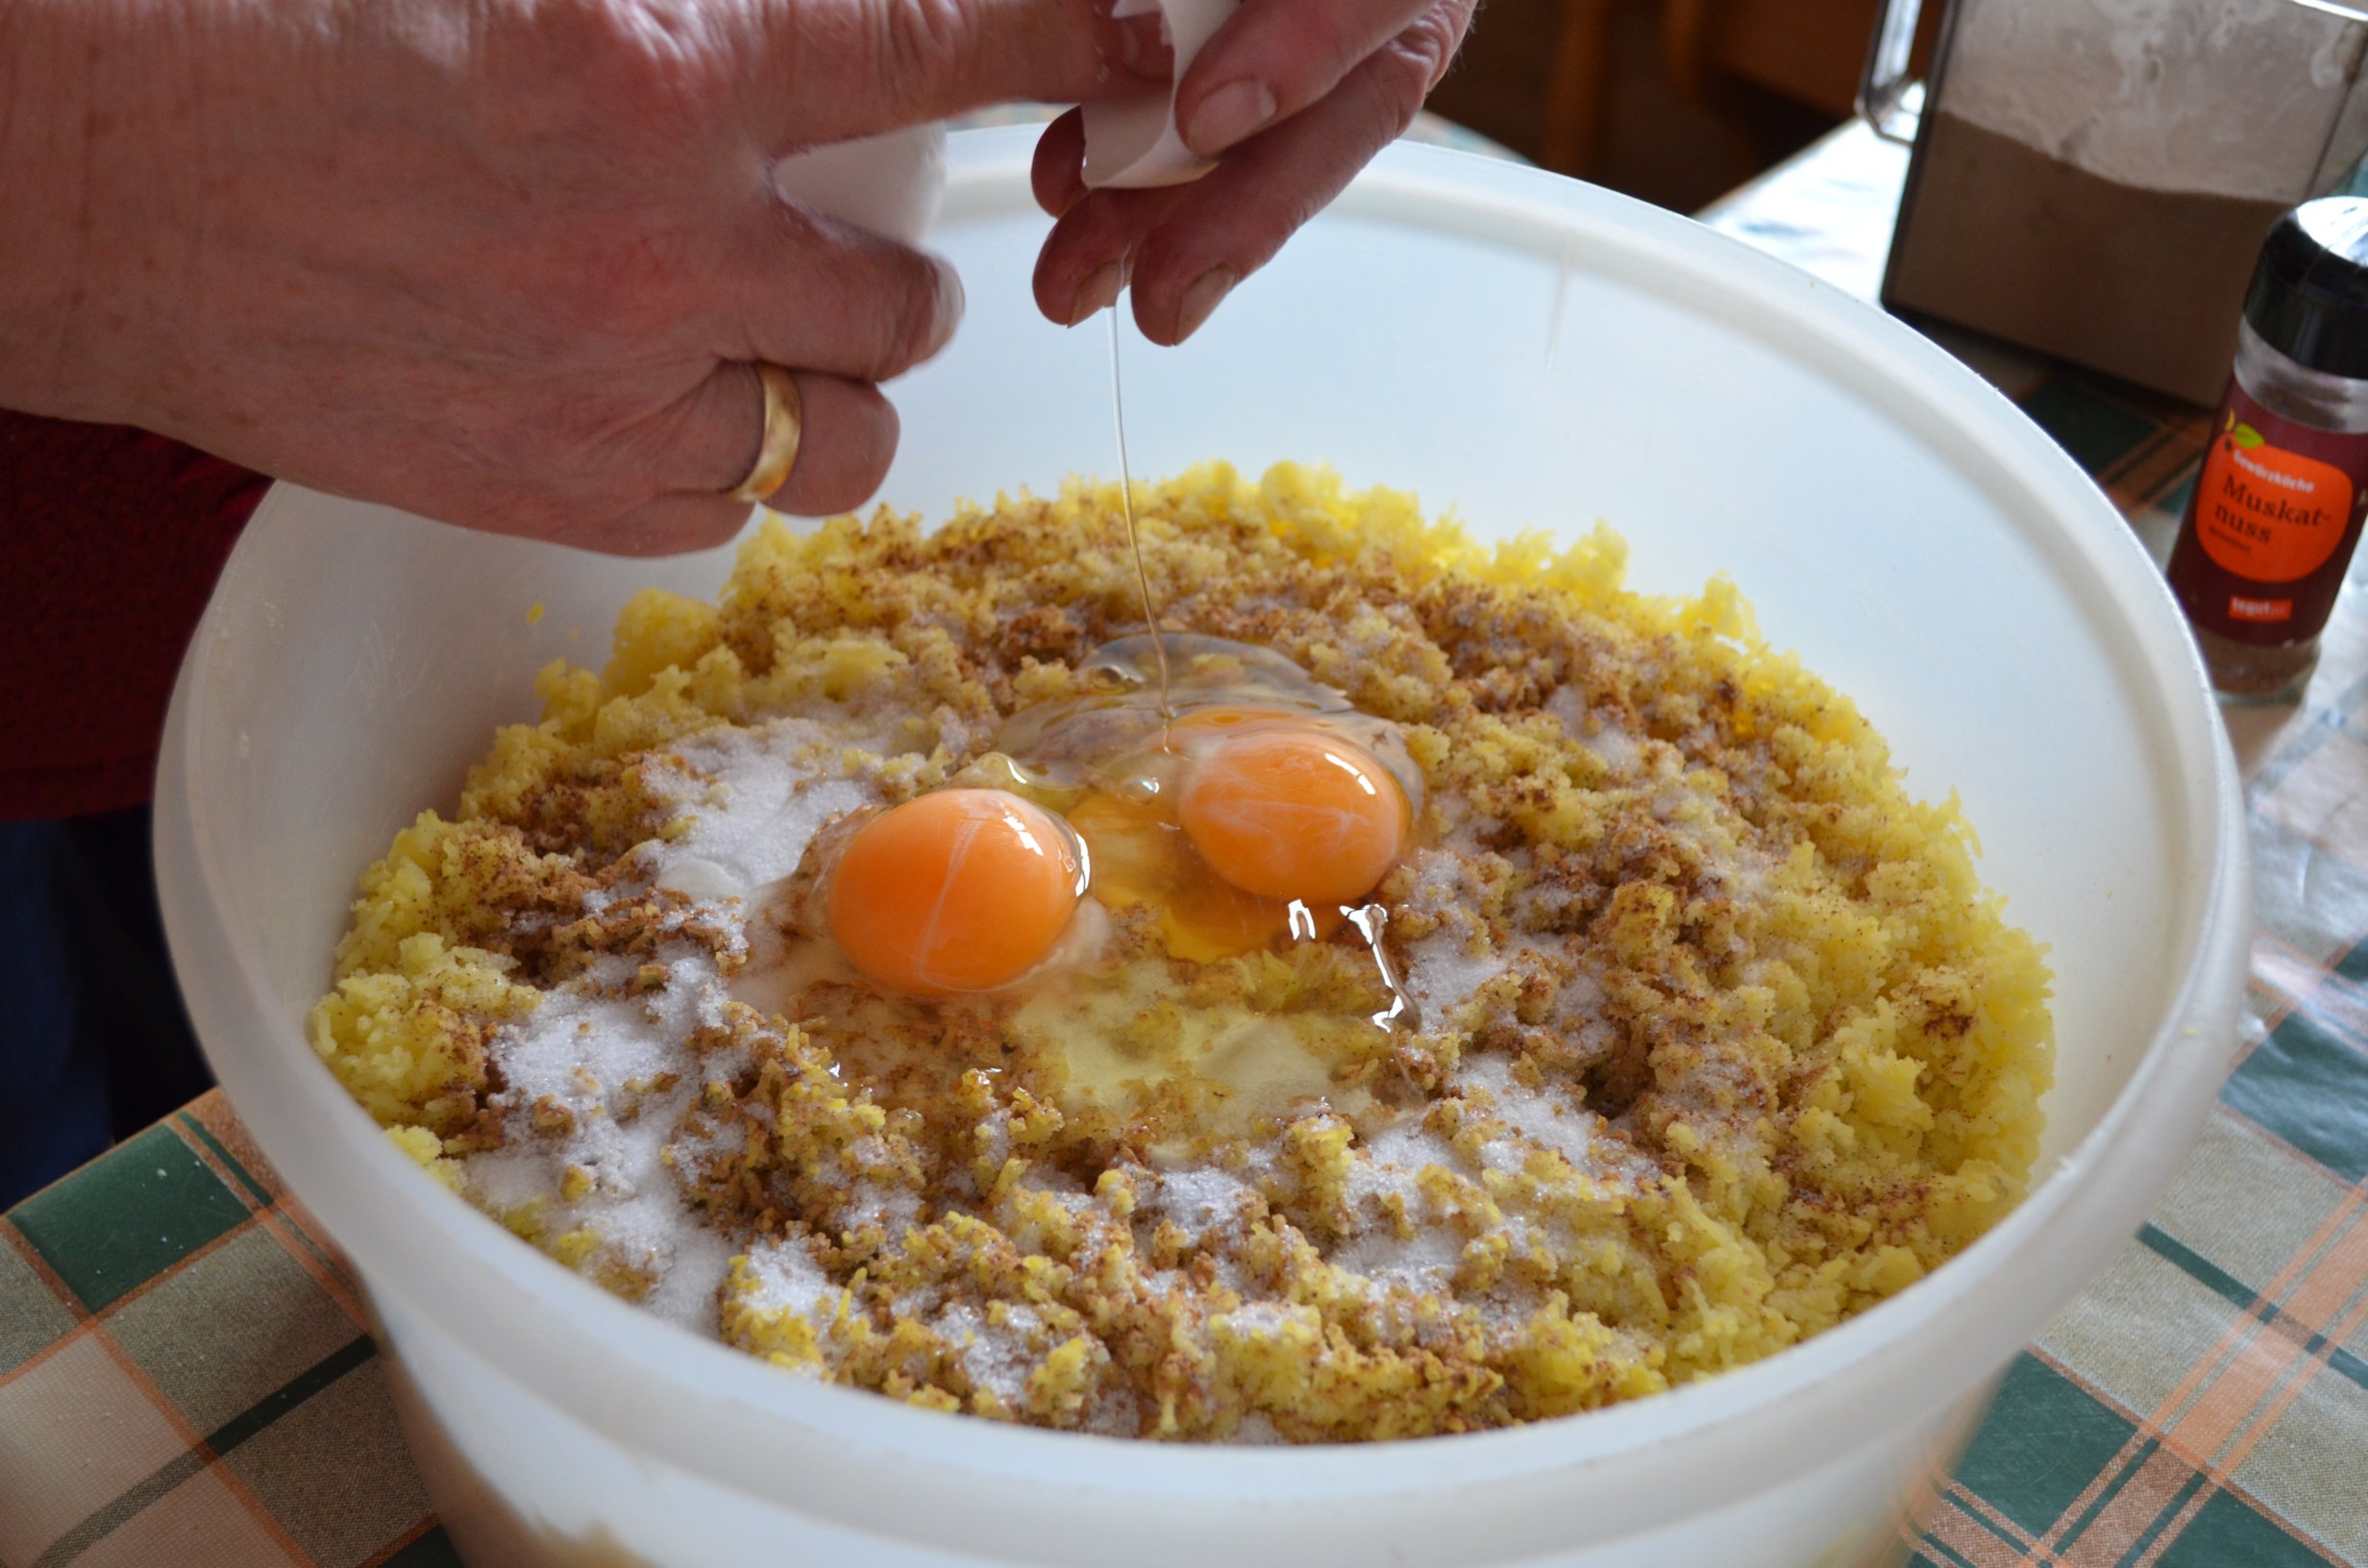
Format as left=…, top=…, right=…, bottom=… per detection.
left=727, top=363, right=803, bottom=503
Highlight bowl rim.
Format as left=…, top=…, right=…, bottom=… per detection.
left=158, top=127, right=2253, bottom=1551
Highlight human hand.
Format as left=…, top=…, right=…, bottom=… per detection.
left=1028, top=0, right=1475, bottom=344
left=0, top=0, right=1159, bottom=554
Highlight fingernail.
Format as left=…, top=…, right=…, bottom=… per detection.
left=1173, top=267, right=1238, bottom=341
left=1185, top=80, right=1276, bottom=157
left=1069, top=260, right=1124, bottom=326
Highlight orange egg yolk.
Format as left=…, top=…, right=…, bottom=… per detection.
left=1068, top=788, right=1346, bottom=964
left=1177, top=726, right=1408, bottom=905
left=826, top=789, right=1081, bottom=994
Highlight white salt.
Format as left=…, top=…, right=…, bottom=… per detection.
left=1545, top=685, right=1640, bottom=777
left=739, top=1235, right=837, bottom=1321
left=1328, top=1207, right=1465, bottom=1288
left=459, top=949, right=752, bottom=1335
left=657, top=719, right=882, bottom=892
left=1212, top=1300, right=1310, bottom=1339
left=1147, top=1166, right=1257, bottom=1236
left=652, top=856, right=747, bottom=904
left=932, top=1300, right=1039, bottom=1404
left=1452, top=1052, right=1645, bottom=1186
left=1394, top=849, right=1505, bottom=1022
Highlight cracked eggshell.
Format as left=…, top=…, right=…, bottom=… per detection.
left=1081, top=0, right=1246, bottom=190
left=771, top=124, right=948, bottom=244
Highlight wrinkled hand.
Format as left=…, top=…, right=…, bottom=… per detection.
left=1030, top=0, right=1475, bottom=343
left=0, top=0, right=1155, bottom=553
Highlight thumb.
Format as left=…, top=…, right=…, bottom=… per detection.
left=745, top=0, right=1172, bottom=152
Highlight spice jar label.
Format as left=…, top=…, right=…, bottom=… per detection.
left=2193, top=408, right=2355, bottom=582
left=2170, top=382, right=2368, bottom=646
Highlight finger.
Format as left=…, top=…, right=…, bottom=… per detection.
left=1032, top=183, right=1190, bottom=327
left=764, top=375, right=900, bottom=516
left=1031, top=109, right=1090, bottom=220
left=1033, top=27, right=1435, bottom=343
left=666, top=362, right=900, bottom=518
left=1037, top=6, right=1471, bottom=336
left=1138, top=18, right=1469, bottom=343
left=1175, top=0, right=1456, bottom=159
left=748, top=0, right=1171, bottom=150
left=719, top=206, right=965, bottom=384
left=561, top=495, right=759, bottom=558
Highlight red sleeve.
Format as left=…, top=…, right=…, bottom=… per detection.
left=0, top=412, right=268, bottom=820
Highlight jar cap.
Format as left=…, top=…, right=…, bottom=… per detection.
left=2247, top=197, right=2368, bottom=380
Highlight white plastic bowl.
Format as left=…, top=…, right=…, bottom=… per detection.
left=157, top=128, right=2250, bottom=1568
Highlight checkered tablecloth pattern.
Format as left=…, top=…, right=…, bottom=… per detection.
left=0, top=1097, right=455, bottom=1567
left=9, top=123, right=2368, bottom=1568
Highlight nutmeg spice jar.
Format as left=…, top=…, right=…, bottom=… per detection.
left=2169, top=198, right=2368, bottom=702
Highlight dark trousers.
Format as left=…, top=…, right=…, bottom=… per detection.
left=0, top=807, right=212, bottom=1210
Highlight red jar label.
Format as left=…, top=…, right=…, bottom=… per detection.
left=2170, top=382, right=2368, bottom=647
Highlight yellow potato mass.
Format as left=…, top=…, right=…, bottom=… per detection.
left=310, top=461, right=2052, bottom=1441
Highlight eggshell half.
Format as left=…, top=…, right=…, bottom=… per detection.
left=771, top=124, right=949, bottom=243
left=1081, top=0, right=1246, bottom=190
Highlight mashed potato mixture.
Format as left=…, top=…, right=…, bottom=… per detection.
left=312, top=462, right=2051, bottom=1441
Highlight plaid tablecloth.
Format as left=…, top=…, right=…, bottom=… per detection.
left=8, top=123, right=2368, bottom=1568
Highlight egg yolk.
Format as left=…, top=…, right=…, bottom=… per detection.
left=1068, top=787, right=1346, bottom=963
left=826, top=789, right=1081, bottom=994
left=1177, top=726, right=1408, bottom=905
